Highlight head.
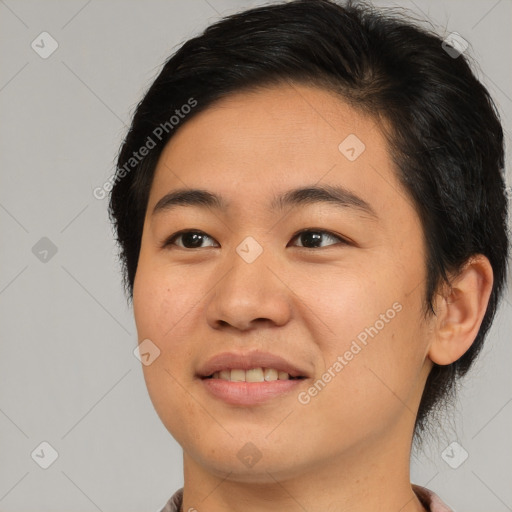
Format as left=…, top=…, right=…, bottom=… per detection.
left=109, top=0, right=508, bottom=471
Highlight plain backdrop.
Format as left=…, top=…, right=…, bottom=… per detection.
left=0, top=1, right=511, bottom=511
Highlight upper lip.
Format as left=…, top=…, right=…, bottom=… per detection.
left=197, top=350, right=310, bottom=378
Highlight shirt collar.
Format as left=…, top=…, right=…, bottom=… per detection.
left=158, top=485, right=453, bottom=512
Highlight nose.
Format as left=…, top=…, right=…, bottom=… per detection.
left=205, top=246, right=293, bottom=332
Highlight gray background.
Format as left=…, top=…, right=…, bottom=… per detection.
left=0, top=0, right=511, bottom=511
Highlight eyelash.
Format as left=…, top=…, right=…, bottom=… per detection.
left=161, top=229, right=350, bottom=250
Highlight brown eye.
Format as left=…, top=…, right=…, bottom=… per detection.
left=163, top=230, right=218, bottom=249
left=162, top=228, right=348, bottom=250
left=290, top=230, right=347, bottom=248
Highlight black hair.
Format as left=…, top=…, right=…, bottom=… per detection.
left=108, top=0, right=509, bottom=438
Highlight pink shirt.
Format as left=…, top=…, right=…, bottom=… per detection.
left=159, top=485, right=453, bottom=511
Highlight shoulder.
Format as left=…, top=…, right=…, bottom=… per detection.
left=412, top=484, right=454, bottom=512
left=158, top=487, right=183, bottom=512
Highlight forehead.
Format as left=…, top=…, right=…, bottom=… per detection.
left=148, top=82, right=412, bottom=223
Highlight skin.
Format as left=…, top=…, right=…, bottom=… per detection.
left=133, top=82, right=493, bottom=512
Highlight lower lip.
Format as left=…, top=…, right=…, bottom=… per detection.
left=200, top=377, right=305, bottom=405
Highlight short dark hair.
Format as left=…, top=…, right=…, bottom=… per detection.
left=109, top=0, right=509, bottom=438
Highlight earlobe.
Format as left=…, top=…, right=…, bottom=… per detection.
left=428, top=255, right=494, bottom=366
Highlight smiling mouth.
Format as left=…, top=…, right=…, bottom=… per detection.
left=203, top=368, right=306, bottom=382
left=200, top=366, right=307, bottom=406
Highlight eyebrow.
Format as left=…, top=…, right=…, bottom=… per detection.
left=151, top=184, right=378, bottom=220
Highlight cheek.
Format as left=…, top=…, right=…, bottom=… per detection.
left=133, top=258, right=209, bottom=392
left=287, top=263, right=386, bottom=346
left=133, top=260, right=205, bottom=439
left=296, top=263, right=427, bottom=411
left=303, top=312, right=427, bottom=445
left=133, top=257, right=206, bottom=342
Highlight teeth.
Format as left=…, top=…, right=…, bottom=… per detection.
left=264, top=368, right=278, bottom=381
left=230, top=369, right=246, bottom=382
left=210, top=368, right=294, bottom=382
left=246, top=368, right=264, bottom=382
left=219, top=370, right=231, bottom=380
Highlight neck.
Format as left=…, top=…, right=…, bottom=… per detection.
left=180, top=423, right=427, bottom=512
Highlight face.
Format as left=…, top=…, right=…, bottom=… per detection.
left=133, top=83, right=434, bottom=482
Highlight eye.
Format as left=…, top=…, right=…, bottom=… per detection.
left=162, top=230, right=218, bottom=249
left=161, top=228, right=348, bottom=250
left=289, top=229, right=348, bottom=249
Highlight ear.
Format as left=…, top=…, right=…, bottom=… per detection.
left=428, top=255, right=494, bottom=365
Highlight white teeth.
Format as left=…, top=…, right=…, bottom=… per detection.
left=264, top=368, right=278, bottom=381
left=246, top=368, right=264, bottom=382
left=210, top=368, right=294, bottom=382
left=230, top=369, right=246, bottom=382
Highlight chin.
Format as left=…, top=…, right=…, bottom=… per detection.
left=184, top=436, right=312, bottom=483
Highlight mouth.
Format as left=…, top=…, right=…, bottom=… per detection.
left=196, top=350, right=310, bottom=380
left=200, top=373, right=307, bottom=406
left=196, top=350, right=310, bottom=405
left=202, top=368, right=307, bottom=382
